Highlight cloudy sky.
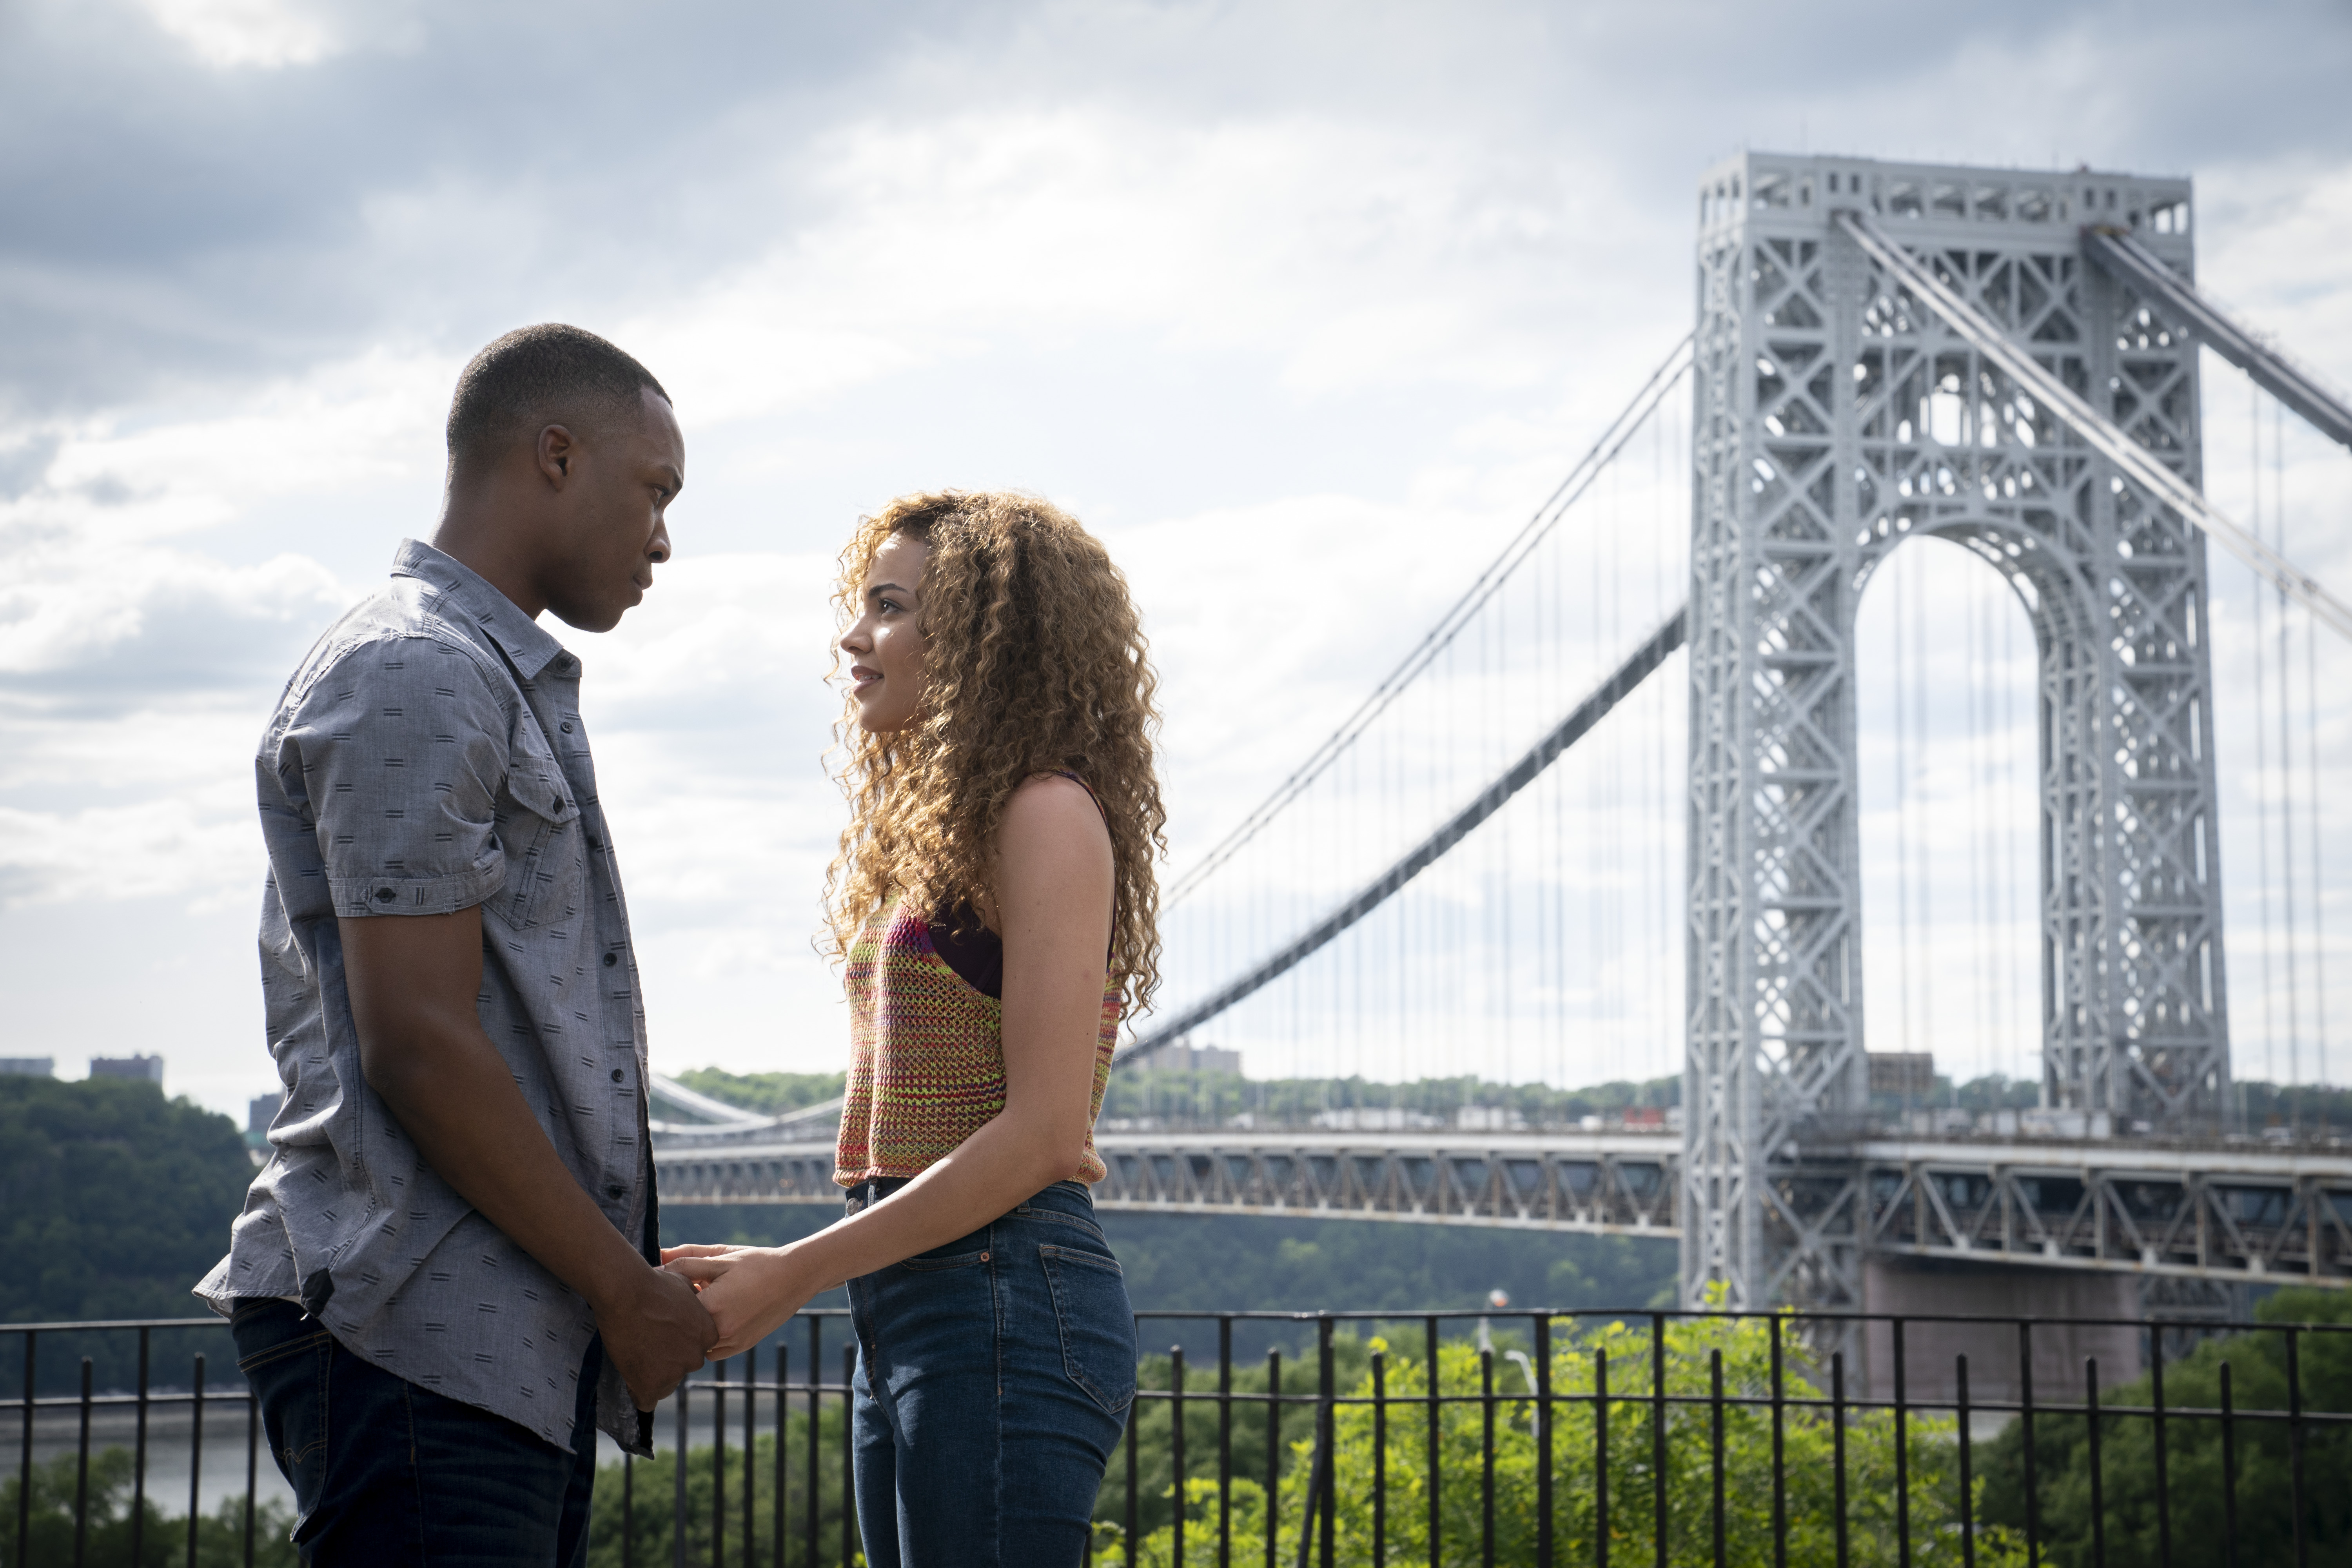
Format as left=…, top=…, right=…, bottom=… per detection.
left=5, top=0, right=2349, bottom=1117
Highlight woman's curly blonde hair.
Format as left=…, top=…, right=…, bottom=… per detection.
left=824, top=490, right=1166, bottom=1014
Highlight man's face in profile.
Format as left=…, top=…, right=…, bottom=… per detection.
left=544, top=385, right=684, bottom=633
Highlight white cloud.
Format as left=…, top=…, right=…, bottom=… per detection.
left=137, top=0, right=340, bottom=69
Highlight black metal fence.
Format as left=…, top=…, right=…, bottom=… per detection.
left=7, top=1305, right=2347, bottom=1567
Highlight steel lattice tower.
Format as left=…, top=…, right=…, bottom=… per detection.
left=1679, top=154, right=2233, bottom=1311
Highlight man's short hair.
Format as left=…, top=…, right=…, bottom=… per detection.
left=445, top=324, right=670, bottom=474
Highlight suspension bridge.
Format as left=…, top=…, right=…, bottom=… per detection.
left=653, top=153, right=2352, bottom=1330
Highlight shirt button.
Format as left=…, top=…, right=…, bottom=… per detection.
left=602, top=953, right=618, bottom=967
left=605, top=1184, right=625, bottom=1200
left=561, top=722, right=574, bottom=733
left=610, top=1069, right=624, bottom=1083
left=373, top=887, right=395, bottom=904
left=554, top=797, right=568, bottom=812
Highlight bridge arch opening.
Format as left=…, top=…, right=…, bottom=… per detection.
left=1853, top=529, right=2041, bottom=1125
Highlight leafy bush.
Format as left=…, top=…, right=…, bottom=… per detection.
left=1978, top=1286, right=2352, bottom=1566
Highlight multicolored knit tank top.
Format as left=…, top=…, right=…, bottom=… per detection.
left=834, top=893, right=1122, bottom=1187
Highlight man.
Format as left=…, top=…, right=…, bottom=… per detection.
left=197, top=324, right=715, bottom=1564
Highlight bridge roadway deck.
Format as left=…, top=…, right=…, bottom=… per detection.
left=651, top=1126, right=2351, bottom=1287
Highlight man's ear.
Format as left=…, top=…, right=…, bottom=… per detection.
left=536, top=423, right=578, bottom=488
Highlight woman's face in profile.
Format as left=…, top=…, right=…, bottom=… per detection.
left=841, top=531, right=930, bottom=733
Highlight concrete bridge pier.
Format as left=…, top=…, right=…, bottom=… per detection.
left=1859, top=1258, right=2144, bottom=1407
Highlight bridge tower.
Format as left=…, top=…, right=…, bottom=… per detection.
left=1680, top=154, right=2232, bottom=1311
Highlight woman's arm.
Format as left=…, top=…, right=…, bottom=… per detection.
left=664, top=774, right=1115, bottom=1356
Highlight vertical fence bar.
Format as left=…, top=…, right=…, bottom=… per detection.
left=1956, top=1355, right=1974, bottom=1568
left=1127, top=1357, right=1142, bottom=1565
left=2150, top=1345, right=2169, bottom=1568
left=1174, top=1347, right=1188, bottom=1568
left=17, top=1330, right=33, bottom=1568
left=623, top=1453, right=635, bottom=1568
left=1595, top=1348, right=1610, bottom=1568
left=675, top=1377, right=690, bottom=1568
left=1479, top=1345, right=1494, bottom=1568
left=840, top=1342, right=855, bottom=1568
left=2085, top=1358, right=2104, bottom=1568
left=74, top=1357, right=92, bottom=1568
left=15, top=1335, right=31, bottom=1568
left=133, top=1325, right=150, bottom=1565
left=2286, top=1330, right=2306, bottom=1568
left=1265, top=1348, right=1281, bottom=1568
left=1650, top=1314, right=1666, bottom=1568
left=1535, top=1316, right=1552, bottom=1568
left=1708, top=1349, right=1725, bottom=1568
left=1831, top=1352, right=1848, bottom=1568
left=805, top=1318, right=821, bottom=1568
left=746, top=1345, right=758, bottom=1568
left=1318, top=1319, right=1336, bottom=1568
left=1894, top=1318, right=1909, bottom=1568
left=1769, top=1318, right=1786, bottom=1568
left=243, top=1384, right=257, bottom=1568
left=2219, top=1361, right=2238, bottom=1568
left=188, top=1352, right=206, bottom=1568
left=715, top=1360, right=728, bottom=1568
left=1372, top=1349, right=1388, bottom=1568
left=2018, top=1321, right=2038, bottom=1568
left=1424, top=1317, right=1439, bottom=1568
left=786, top=1345, right=795, bottom=1568
left=1220, top=1317, right=1234, bottom=1568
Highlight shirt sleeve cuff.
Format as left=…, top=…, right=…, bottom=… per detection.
left=329, top=860, right=506, bottom=918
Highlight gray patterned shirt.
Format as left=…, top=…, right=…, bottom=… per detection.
left=196, top=539, right=660, bottom=1454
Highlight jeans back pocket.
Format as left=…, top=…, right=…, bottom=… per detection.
left=1037, top=1244, right=1136, bottom=1416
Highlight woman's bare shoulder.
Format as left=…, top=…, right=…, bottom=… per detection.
left=996, top=774, right=1112, bottom=882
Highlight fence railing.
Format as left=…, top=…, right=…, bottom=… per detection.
left=6, top=1305, right=2346, bottom=1567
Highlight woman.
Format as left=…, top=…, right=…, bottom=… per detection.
left=662, top=490, right=1165, bottom=1567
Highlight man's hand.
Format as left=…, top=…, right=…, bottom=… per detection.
left=595, top=1267, right=718, bottom=1410
left=344, top=907, right=688, bottom=1399
left=661, top=1243, right=828, bottom=1359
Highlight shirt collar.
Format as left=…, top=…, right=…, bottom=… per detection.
left=390, top=539, right=578, bottom=681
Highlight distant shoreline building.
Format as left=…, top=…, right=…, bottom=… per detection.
left=0, top=1057, right=55, bottom=1077
left=1143, top=1044, right=1242, bottom=1075
left=89, top=1054, right=166, bottom=1087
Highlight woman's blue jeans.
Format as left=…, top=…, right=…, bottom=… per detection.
left=845, top=1177, right=1137, bottom=1567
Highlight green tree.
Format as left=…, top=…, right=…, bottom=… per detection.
left=670, top=1068, right=846, bottom=1116
left=1098, top=1308, right=2029, bottom=1567
left=0, top=1447, right=297, bottom=1568
left=1978, top=1286, right=2352, bottom=1566
left=0, top=1075, right=254, bottom=1394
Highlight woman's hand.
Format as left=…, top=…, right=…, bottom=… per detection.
left=660, top=1243, right=825, bottom=1359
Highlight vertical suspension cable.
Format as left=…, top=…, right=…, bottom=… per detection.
left=2304, top=595, right=2332, bottom=1095
left=1893, top=552, right=1914, bottom=1056
left=1912, top=546, right=1936, bottom=1076
left=1554, top=494, right=1568, bottom=1092
left=1965, top=564, right=1983, bottom=1085
left=2002, top=587, right=2026, bottom=1093
left=2251, top=380, right=2278, bottom=1094
left=2272, top=398, right=2302, bottom=1118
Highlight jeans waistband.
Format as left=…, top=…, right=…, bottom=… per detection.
left=842, top=1176, right=1093, bottom=1213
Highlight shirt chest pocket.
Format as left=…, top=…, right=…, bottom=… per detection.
left=495, top=737, right=583, bottom=932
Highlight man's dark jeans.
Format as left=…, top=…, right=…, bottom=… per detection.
left=230, top=1298, right=602, bottom=1566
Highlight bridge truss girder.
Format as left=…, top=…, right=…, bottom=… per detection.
left=1859, top=1143, right=2352, bottom=1285
left=648, top=1133, right=2351, bottom=1289
left=1682, top=154, right=2233, bottom=1313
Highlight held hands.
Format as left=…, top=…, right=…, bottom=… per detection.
left=595, top=1267, right=719, bottom=1412
left=661, top=1243, right=823, bottom=1360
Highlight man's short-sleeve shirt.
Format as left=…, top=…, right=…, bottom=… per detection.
left=196, top=539, right=657, bottom=1453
